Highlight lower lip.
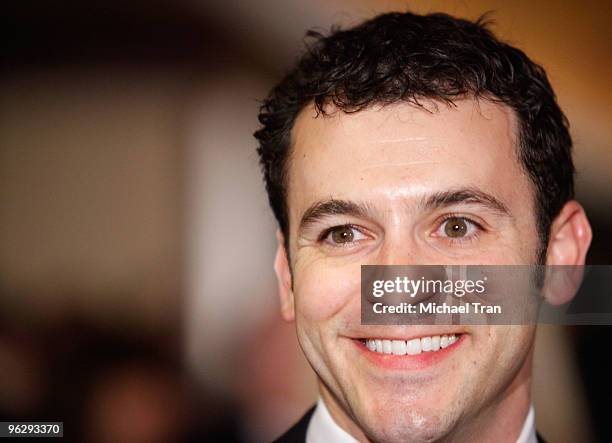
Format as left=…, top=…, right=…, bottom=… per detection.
left=353, top=335, right=466, bottom=370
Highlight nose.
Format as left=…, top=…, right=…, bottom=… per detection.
left=361, top=235, right=451, bottom=325
left=375, top=233, right=425, bottom=266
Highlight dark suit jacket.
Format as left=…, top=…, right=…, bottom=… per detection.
left=272, top=406, right=547, bottom=443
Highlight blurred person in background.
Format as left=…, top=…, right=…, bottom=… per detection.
left=255, top=11, right=591, bottom=443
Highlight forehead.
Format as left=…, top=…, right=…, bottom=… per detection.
left=287, top=98, right=529, bottom=223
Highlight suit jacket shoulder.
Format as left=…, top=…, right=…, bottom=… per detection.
left=272, top=406, right=316, bottom=443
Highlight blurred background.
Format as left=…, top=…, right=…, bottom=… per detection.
left=1, top=1, right=611, bottom=442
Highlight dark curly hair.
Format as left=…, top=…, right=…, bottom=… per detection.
left=254, top=11, right=574, bottom=258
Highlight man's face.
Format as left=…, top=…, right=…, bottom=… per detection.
left=283, top=99, right=539, bottom=442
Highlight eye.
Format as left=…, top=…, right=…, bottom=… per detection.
left=434, top=216, right=482, bottom=240
left=321, top=225, right=368, bottom=246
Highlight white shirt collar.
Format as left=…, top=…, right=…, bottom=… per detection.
left=306, top=398, right=537, bottom=443
left=306, top=398, right=358, bottom=443
left=517, top=406, right=538, bottom=443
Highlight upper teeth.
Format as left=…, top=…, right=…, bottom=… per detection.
left=364, top=335, right=458, bottom=355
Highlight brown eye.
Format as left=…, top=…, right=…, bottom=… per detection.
left=444, top=217, right=468, bottom=238
left=330, top=226, right=355, bottom=243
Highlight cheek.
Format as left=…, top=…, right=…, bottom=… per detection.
left=293, top=260, right=361, bottom=322
left=483, top=326, right=534, bottom=369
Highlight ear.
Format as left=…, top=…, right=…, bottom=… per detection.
left=545, top=200, right=592, bottom=266
left=274, top=229, right=295, bottom=322
left=543, top=201, right=592, bottom=305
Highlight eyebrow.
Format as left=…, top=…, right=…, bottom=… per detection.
left=298, top=187, right=511, bottom=234
left=422, top=187, right=510, bottom=215
left=299, top=199, right=374, bottom=233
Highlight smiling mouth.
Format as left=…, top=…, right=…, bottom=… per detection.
left=359, top=334, right=460, bottom=356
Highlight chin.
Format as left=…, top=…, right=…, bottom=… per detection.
left=357, top=408, right=451, bottom=443
left=349, top=387, right=460, bottom=443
